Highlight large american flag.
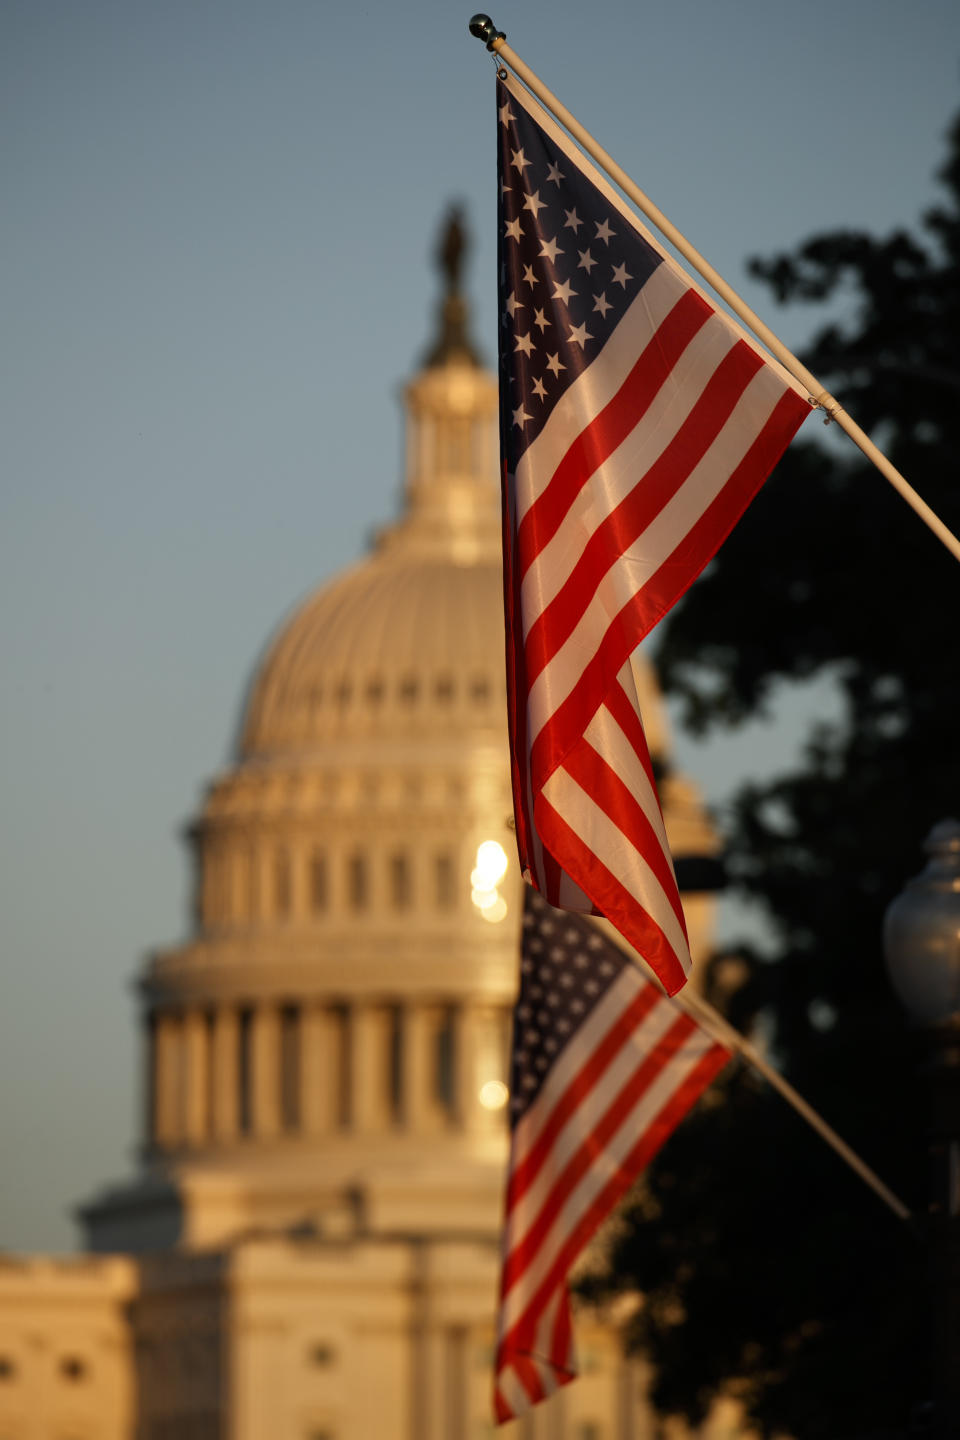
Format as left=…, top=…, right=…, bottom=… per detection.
left=494, top=888, right=731, bottom=1422
left=497, top=73, right=811, bottom=995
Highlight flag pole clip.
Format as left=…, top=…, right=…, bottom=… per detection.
left=469, top=14, right=506, bottom=51
left=809, top=389, right=844, bottom=426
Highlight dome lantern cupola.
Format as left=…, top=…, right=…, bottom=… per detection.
left=397, top=207, right=500, bottom=558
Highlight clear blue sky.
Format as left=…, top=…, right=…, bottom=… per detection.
left=2, top=1, right=957, bottom=1252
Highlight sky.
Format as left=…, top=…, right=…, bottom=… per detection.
left=2, top=0, right=958, bottom=1253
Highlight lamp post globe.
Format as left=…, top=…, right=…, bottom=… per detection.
left=883, top=818, right=960, bottom=1437
left=884, top=818, right=960, bottom=1029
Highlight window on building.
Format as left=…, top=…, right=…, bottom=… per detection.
left=238, top=1008, right=253, bottom=1136
left=578, top=1423, right=603, bottom=1440
left=399, top=674, right=419, bottom=703
left=236, top=843, right=254, bottom=923
left=310, top=851, right=328, bottom=912
left=443, top=415, right=471, bottom=472
left=280, top=1005, right=301, bottom=1132
left=0, top=1355, right=15, bottom=1381
left=435, top=852, right=456, bottom=910
left=390, top=852, right=411, bottom=910
left=59, top=1355, right=88, bottom=1382
left=347, top=853, right=368, bottom=911
left=307, top=1342, right=337, bottom=1368
left=470, top=676, right=491, bottom=704
left=274, top=848, right=291, bottom=918
left=435, top=673, right=454, bottom=703
left=435, top=1009, right=455, bottom=1114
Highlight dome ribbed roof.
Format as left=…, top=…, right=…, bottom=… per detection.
left=239, top=545, right=508, bottom=756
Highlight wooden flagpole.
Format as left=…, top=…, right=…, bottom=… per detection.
left=671, top=984, right=913, bottom=1224
left=469, top=15, right=960, bottom=567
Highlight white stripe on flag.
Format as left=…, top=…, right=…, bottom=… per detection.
left=525, top=361, right=799, bottom=748
left=517, top=310, right=740, bottom=628
left=583, top=687, right=674, bottom=863
left=542, top=763, right=689, bottom=964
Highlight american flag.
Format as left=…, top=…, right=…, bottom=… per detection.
left=497, top=73, right=811, bottom=995
left=494, top=888, right=731, bottom=1422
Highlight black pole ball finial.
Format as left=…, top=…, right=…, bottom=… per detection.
left=469, top=14, right=505, bottom=49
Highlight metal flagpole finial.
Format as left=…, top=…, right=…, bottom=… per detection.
left=468, top=14, right=505, bottom=49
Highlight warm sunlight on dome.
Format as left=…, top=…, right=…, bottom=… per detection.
left=470, top=840, right=509, bottom=922
left=471, top=840, right=509, bottom=888
left=478, top=1079, right=509, bottom=1111
left=480, top=895, right=508, bottom=924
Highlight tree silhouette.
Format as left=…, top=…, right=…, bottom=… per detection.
left=584, top=104, right=960, bottom=1438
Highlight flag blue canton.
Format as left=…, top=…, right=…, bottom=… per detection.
left=510, top=889, right=624, bottom=1124
left=497, top=78, right=663, bottom=463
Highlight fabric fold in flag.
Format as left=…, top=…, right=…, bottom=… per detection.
left=494, top=888, right=731, bottom=1424
left=497, top=72, right=812, bottom=994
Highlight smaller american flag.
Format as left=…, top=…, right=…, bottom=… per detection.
left=494, top=887, right=731, bottom=1423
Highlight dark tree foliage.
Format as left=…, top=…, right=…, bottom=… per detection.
left=583, top=109, right=960, bottom=1437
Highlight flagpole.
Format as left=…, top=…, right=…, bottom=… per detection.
left=469, top=15, right=960, bottom=568
left=672, top=985, right=914, bottom=1224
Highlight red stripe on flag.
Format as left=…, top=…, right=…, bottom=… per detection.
left=529, top=383, right=811, bottom=786
left=515, top=289, right=710, bottom=578
left=523, top=339, right=767, bottom=692
left=537, top=792, right=689, bottom=995
left=563, top=731, right=686, bottom=935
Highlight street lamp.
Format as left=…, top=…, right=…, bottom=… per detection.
left=883, top=818, right=960, bottom=1436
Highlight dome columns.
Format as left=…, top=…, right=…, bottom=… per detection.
left=346, top=1003, right=394, bottom=1133
left=183, top=1010, right=211, bottom=1146
left=211, top=1008, right=241, bottom=1143
left=144, top=996, right=512, bottom=1154
left=299, top=1003, right=341, bottom=1135
left=249, top=1006, right=282, bottom=1138
left=151, top=1011, right=182, bottom=1148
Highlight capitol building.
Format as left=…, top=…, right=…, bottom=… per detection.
left=0, top=216, right=729, bottom=1440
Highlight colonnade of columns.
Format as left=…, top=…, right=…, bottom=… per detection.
left=146, top=999, right=510, bottom=1151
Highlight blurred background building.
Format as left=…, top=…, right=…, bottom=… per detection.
left=0, top=215, right=727, bottom=1440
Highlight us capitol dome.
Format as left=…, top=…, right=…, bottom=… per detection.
left=0, top=212, right=726, bottom=1440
